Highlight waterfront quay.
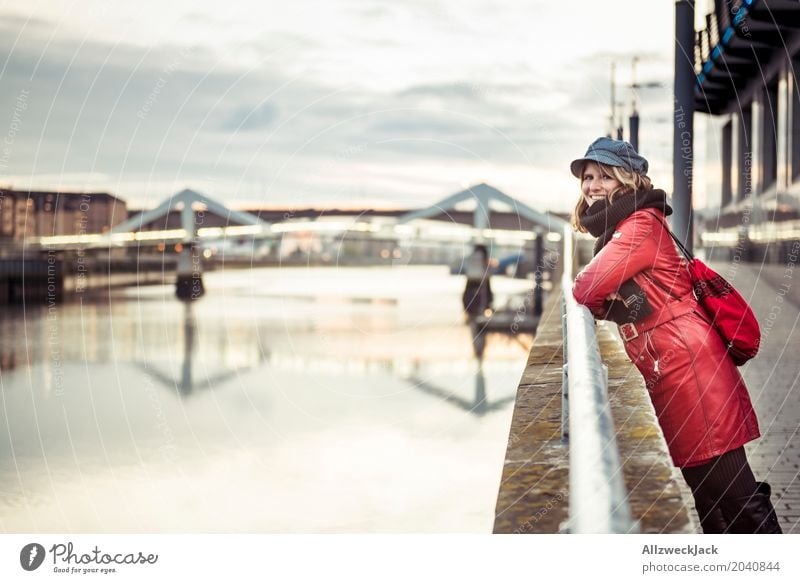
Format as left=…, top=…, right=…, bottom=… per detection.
left=494, top=260, right=800, bottom=534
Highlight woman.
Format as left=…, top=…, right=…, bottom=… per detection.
left=570, top=137, right=782, bottom=534
left=462, top=244, right=493, bottom=319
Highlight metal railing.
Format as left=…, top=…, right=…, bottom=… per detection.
left=560, top=224, right=638, bottom=533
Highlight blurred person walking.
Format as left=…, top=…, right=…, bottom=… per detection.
left=462, top=244, right=493, bottom=319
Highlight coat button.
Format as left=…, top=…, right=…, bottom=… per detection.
left=639, top=356, right=644, bottom=361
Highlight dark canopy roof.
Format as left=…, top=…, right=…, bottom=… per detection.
left=694, top=0, right=800, bottom=115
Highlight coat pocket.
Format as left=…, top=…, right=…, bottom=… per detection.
left=624, top=331, right=661, bottom=390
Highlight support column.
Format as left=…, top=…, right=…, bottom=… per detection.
left=736, top=107, right=753, bottom=201
left=777, top=64, right=790, bottom=193
left=175, top=200, right=204, bottom=301
left=175, top=243, right=204, bottom=301
left=673, top=0, right=695, bottom=252
left=762, top=84, right=779, bottom=192
left=533, top=230, right=544, bottom=318
left=629, top=113, right=640, bottom=152
left=790, top=58, right=800, bottom=183
left=721, top=120, right=733, bottom=208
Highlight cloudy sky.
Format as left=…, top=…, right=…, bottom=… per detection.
left=0, top=0, right=717, bottom=212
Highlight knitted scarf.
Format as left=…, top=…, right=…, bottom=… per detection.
left=580, top=188, right=672, bottom=255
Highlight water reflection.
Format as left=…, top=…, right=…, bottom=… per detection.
left=132, top=302, right=260, bottom=396
left=0, top=266, right=533, bottom=532
left=405, top=320, right=522, bottom=416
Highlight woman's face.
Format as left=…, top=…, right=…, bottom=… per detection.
left=581, top=161, right=622, bottom=207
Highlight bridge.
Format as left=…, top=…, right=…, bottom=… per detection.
left=19, top=184, right=567, bottom=301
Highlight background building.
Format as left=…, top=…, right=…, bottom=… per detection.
left=0, top=188, right=127, bottom=245
left=695, top=0, right=800, bottom=262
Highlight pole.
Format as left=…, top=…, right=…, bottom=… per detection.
left=629, top=57, right=640, bottom=151
left=609, top=62, right=616, bottom=138
left=629, top=113, right=640, bottom=152
left=533, top=230, right=544, bottom=317
left=673, top=0, right=695, bottom=253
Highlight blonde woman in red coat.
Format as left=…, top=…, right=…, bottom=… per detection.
left=569, top=137, right=781, bottom=534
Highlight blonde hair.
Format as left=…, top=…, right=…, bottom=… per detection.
left=570, top=161, right=653, bottom=233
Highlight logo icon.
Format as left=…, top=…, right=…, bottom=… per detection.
left=20, top=543, right=46, bottom=571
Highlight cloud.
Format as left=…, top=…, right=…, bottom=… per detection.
left=0, top=10, right=52, bottom=37
left=0, top=18, right=582, bottom=208
left=0, top=1, right=684, bottom=211
left=220, top=103, right=278, bottom=132
left=0, top=27, right=340, bottom=200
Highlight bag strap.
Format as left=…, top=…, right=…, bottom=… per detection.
left=642, top=210, right=694, bottom=261
left=639, top=209, right=692, bottom=302
left=666, top=228, right=694, bottom=261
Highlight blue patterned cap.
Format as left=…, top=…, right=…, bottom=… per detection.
left=570, top=137, right=649, bottom=178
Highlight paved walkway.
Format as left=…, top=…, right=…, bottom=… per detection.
left=675, top=260, right=800, bottom=533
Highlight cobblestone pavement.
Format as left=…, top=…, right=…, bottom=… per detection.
left=675, top=260, right=800, bottom=534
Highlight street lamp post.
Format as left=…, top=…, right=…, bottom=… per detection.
left=610, top=58, right=662, bottom=149
left=627, top=56, right=664, bottom=152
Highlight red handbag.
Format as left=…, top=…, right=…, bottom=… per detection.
left=663, top=220, right=761, bottom=365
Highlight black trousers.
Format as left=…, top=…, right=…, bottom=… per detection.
left=681, top=446, right=757, bottom=514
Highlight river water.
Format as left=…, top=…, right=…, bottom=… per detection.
left=0, top=266, right=534, bottom=533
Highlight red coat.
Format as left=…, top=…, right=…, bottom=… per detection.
left=572, top=208, right=760, bottom=468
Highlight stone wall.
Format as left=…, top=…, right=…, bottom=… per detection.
left=493, top=284, right=694, bottom=534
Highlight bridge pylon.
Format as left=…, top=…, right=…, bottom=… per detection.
left=110, top=189, right=268, bottom=301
